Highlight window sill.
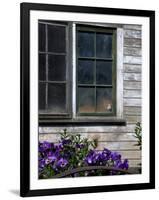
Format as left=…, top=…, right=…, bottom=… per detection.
left=39, top=118, right=126, bottom=126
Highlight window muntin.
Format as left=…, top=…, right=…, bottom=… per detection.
left=38, top=21, right=70, bottom=116
left=76, top=26, right=116, bottom=116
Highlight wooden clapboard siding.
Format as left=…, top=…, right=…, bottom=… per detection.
left=124, top=64, right=141, bottom=73
left=124, top=47, right=141, bottom=56
left=39, top=25, right=142, bottom=169
left=39, top=132, right=138, bottom=143
left=124, top=29, right=141, bottom=39
left=124, top=81, right=141, bottom=90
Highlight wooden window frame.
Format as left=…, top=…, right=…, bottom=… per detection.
left=38, top=21, right=125, bottom=125
left=38, top=21, right=72, bottom=120
left=76, top=25, right=116, bottom=117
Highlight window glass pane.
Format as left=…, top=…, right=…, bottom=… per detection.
left=39, top=83, right=46, bottom=110
left=48, top=55, right=66, bottom=81
left=78, top=60, right=94, bottom=84
left=48, top=83, right=66, bottom=113
left=39, top=54, right=46, bottom=81
left=48, top=25, right=66, bottom=53
left=39, top=23, right=46, bottom=52
left=78, top=87, right=95, bottom=113
left=96, top=61, right=112, bottom=85
left=96, top=88, right=112, bottom=112
left=96, top=33, right=112, bottom=58
left=78, top=32, right=95, bottom=57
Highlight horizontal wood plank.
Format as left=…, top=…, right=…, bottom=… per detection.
left=124, top=64, right=141, bottom=73
left=124, top=38, right=141, bottom=48
left=124, top=73, right=141, bottom=81
left=124, top=56, right=142, bottom=65
left=39, top=132, right=138, bottom=143
left=124, top=29, right=141, bottom=39
left=124, top=81, right=141, bottom=90
left=125, top=115, right=141, bottom=124
left=39, top=124, right=136, bottom=134
left=124, top=47, right=141, bottom=56
left=124, top=98, right=141, bottom=107
left=123, top=25, right=142, bottom=30
left=96, top=141, right=140, bottom=151
left=124, top=106, right=141, bottom=115
left=124, top=89, right=141, bottom=98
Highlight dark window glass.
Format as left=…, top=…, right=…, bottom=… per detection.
left=39, top=54, right=46, bottom=81
left=48, top=83, right=66, bottom=113
left=96, top=61, right=112, bottom=85
left=96, top=88, right=112, bottom=112
left=78, top=87, right=95, bottom=113
left=39, top=23, right=46, bottom=52
left=48, top=25, right=66, bottom=53
left=78, top=32, right=95, bottom=57
left=78, top=60, right=94, bottom=84
left=39, top=83, right=46, bottom=110
left=48, top=55, right=66, bottom=81
left=96, top=33, right=112, bottom=58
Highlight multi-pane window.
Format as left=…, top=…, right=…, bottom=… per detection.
left=77, top=26, right=116, bottom=116
left=38, top=22, right=70, bottom=116
left=38, top=21, right=116, bottom=119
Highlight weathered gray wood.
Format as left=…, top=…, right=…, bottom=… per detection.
left=96, top=141, right=140, bottom=151
left=127, top=159, right=141, bottom=167
left=124, top=89, right=141, bottom=98
left=116, top=27, right=124, bottom=118
left=124, top=98, right=141, bottom=107
left=123, top=25, right=142, bottom=30
left=124, top=64, right=141, bottom=73
left=124, top=73, right=141, bottom=81
left=39, top=124, right=136, bottom=134
left=39, top=132, right=138, bottom=142
left=124, top=47, right=141, bottom=56
left=124, top=81, right=141, bottom=90
left=124, top=106, right=141, bottom=115
left=113, top=150, right=141, bottom=159
left=124, top=38, right=141, bottom=48
left=125, top=115, right=141, bottom=124
left=124, top=56, right=142, bottom=65
left=124, top=29, right=141, bottom=39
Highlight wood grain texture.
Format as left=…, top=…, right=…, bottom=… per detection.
left=124, top=47, right=141, bottom=56
left=124, top=106, right=141, bottom=115
left=123, top=25, right=142, bottom=30
left=123, top=98, right=141, bottom=107
left=124, top=38, right=141, bottom=48
left=124, top=81, right=141, bottom=90
left=124, top=89, right=141, bottom=98
left=124, top=29, right=141, bottom=39
left=124, top=73, right=141, bottom=81
left=124, top=64, right=141, bottom=73
left=124, top=56, right=142, bottom=65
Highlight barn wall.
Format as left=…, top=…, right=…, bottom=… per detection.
left=39, top=24, right=142, bottom=170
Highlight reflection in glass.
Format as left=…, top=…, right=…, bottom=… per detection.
left=78, top=87, right=95, bottom=113
left=96, top=33, right=112, bottom=58
left=96, top=61, right=112, bottom=85
left=48, top=83, right=66, bottom=113
left=39, top=83, right=46, bottom=110
left=78, top=32, right=95, bottom=57
left=39, top=23, right=46, bottom=52
left=48, top=55, right=66, bottom=81
left=78, top=60, right=94, bottom=84
left=39, top=54, right=46, bottom=81
left=48, top=25, right=66, bottom=53
left=96, top=88, right=112, bottom=112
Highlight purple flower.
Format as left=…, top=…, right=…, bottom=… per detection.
left=76, top=143, right=85, bottom=149
left=39, top=159, right=45, bottom=171
left=111, top=152, right=121, bottom=161
left=55, top=143, right=63, bottom=151
left=56, top=158, right=68, bottom=168
left=62, top=139, right=71, bottom=145
left=39, top=141, right=52, bottom=152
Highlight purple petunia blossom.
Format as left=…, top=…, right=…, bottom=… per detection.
left=56, top=158, right=68, bottom=168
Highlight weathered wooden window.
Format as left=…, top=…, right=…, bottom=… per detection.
left=38, top=21, right=71, bottom=117
left=77, top=25, right=116, bottom=116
